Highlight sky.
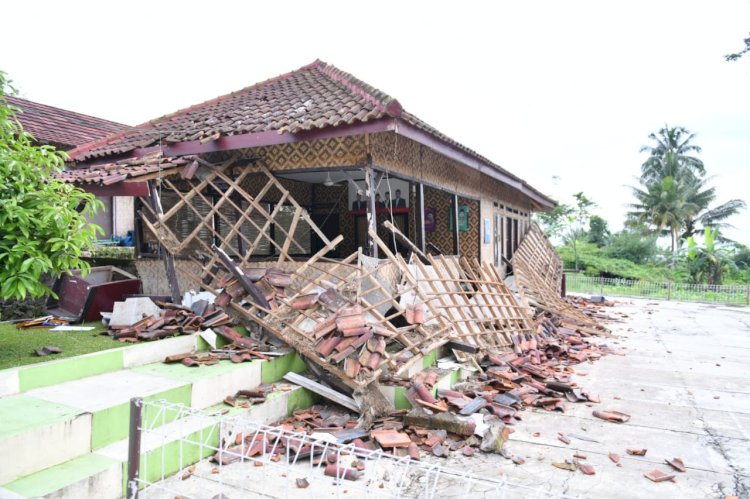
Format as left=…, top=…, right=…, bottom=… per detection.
left=3, top=1, right=750, bottom=244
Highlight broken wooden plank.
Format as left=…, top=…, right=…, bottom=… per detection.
left=283, top=372, right=360, bottom=413
left=212, top=244, right=270, bottom=309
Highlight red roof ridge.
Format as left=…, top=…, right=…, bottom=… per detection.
left=312, top=60, right=402, bottom=117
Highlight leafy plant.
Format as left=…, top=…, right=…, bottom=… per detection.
left=684, top=228, right=736, bottom=285
left=604, top=230, right=659, bottom=265
left=0, top=71, right=102, bottom=300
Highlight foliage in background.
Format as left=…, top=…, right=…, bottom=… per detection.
left=535, top=192, right=594, bottom=271
left=604, top=230, right=659, bottom=265
left=0, top=71, right=102, bottom=301
left=629, top=126, right=745, bottom=256
left=684, top=228, right=736, bottom=285
left=587, top=215, right=610, bottom=247
left=557, top=241, right=671, bottom=281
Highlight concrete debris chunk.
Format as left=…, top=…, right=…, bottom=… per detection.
left=480, top=418, right=510, bottom=454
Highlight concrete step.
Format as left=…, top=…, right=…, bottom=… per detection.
left=0, top=384, right=315, bottom=498
left=0, top=334, right=202, bottom=398
left=0, top=349, right=305, bottom=485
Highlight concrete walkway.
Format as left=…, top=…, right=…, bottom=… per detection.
left=433, top=298, right=750, bottom=498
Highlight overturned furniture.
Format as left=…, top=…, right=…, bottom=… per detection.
left=46, top=266, right=142, bottom=323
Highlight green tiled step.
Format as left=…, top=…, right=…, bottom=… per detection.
left=0, top=350, right=306, bottom=486
left=0, top=385, right=316, bottom=499
left=0, top=334, right=204, bottom=398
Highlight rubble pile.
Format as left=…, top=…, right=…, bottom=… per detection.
left=164, top=325, right=277, bottom=368
left=106, top=298, right=232, bottom=342
left=206, top=315, right=615, bottom=474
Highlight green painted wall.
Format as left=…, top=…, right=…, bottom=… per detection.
left=260, top=352, right=306, bottom=384
left=19, top=349, right=124, bottom=392
left=91, top=385, right=191, bottom=450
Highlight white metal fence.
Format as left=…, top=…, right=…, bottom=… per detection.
left=129, top=398, right=578, bottom=499
left=565, top=273, right=750, bottom=306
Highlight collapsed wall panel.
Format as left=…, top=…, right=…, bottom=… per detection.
left=512, top=223, right=607, bottom=334
left=374, top=223, right=536, bottom=357
left=140, top=159, right=454, bottom=389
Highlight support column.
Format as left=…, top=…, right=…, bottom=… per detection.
left=365, top=166, right=378, bottom=258
left=148, top=180, right=181, bottom=303
left=452, top=193, right=460, bottom=255
left=416, top=182, right=426, bottom=254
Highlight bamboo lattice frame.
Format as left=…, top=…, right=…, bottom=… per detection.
left=141, top=158, right=456, bottom=388
left=512, top=224, right=606, bottom=334
left=512, top=223, right=563, bottom=291
left=375, top=223, right=536, bottom=355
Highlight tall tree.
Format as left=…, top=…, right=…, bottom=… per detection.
left=587, top=215, right=610, bottom=247
left=679, top=174, right=746, bottom=241
left=0, top=71, right=102, bottom=300
left=631, top=126, right=745, bottom=255
left=639, top=126, right=704, bottom=181
left=629, top=175, right=696, bottom=254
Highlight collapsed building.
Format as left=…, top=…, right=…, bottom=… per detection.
left=59, top=60, right=605, bottom=416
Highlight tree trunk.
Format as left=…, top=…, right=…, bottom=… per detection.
left=573, top=237, right=579, bottom=271
left=670, top=229, right=677, bottom=268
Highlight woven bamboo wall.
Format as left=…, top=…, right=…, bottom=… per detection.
left=207, top=135, right=367, bottom=171
left=369, top=131, right=535, bottom=212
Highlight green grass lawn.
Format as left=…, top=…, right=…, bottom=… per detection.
left=0, top=322, right=126, bottom=370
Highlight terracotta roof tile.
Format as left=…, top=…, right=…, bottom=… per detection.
left=63, top=60, right=553, bottom=207
left=67, top=60, right=403, bottom=161
left=55, top=154, right=196, bottom=185
left=6, top=96, right=129, bottom=149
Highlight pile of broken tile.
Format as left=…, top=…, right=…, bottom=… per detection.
left=106, top=297, right=231, bottom=342
left=214, top=266, right=293, bottom=310
left=311, top=299, right=392, bottom=379
left=208, top=314, right=617, bottom=482
left=164, top=325, right=278, bottom=368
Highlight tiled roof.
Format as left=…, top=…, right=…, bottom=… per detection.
left=55, top=154, right=196, bottom=185
left=6, top=96, right=129, bottom=149
left=69, top=60, right=402, bottom=161
left=64, top=60, right=552, bottom=206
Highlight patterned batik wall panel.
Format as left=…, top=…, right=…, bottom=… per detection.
left=459, top=197, right=480, bottom=260
left=424, top=186, right=454, bottom=254
left=370, top=132, right=423, bottom=179
left=228, top=136, right=368, bottom=171
left=237, top=173, right=312, bottom=205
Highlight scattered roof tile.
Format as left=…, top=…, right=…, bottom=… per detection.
left=54, top=154, right=196, bottom=185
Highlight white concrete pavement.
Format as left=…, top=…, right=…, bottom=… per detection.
left=434, top=298, right=750, bottom=498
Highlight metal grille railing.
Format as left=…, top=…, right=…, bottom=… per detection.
left=128, top=398, right=579, bottom=499
left=565, top=273, right=750, bottom=305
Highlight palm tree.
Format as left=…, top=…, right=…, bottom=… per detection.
left=632, top=126, right=745, bottom=254
left=679, top=174, right=746, bottom=242
left=640, top=126, right=704, bottom=181
left=629, top=175, right=698, bottom=254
